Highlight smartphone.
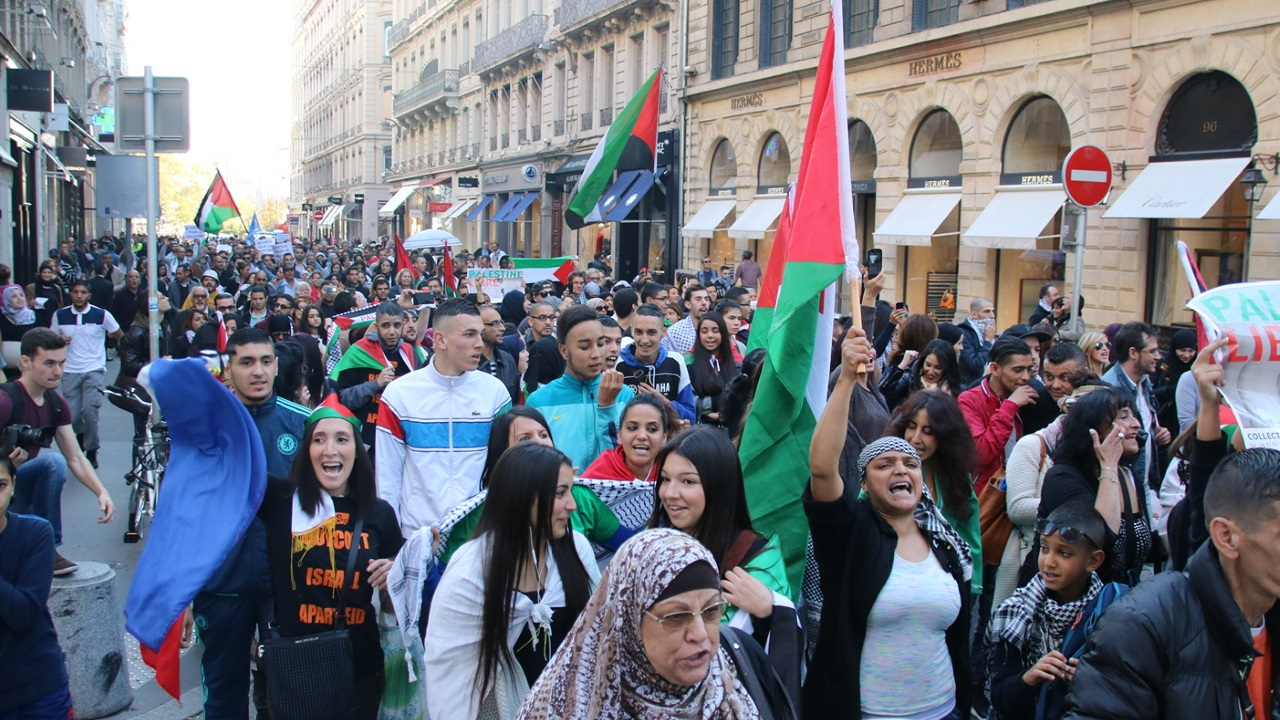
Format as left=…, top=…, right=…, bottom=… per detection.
left=866, top=249, right=883, bottom=279
left=413, top=291, right=435, bottom=305
left=895, top=301, right=908, bottom=312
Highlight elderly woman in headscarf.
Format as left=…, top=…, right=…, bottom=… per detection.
left=804, top=327, right=973, bottom=720
left=516, top=528, right=794, bottom=720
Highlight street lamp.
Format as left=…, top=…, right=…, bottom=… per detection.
left=1241, top=162, right=1268, bottom=203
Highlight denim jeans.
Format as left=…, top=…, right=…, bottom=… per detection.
left=11, top=453, right=69, bottom=546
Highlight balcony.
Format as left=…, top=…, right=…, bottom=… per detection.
left=557, top=0, right=652, bottom=35
left=393, top=69, right=460, bottom=118
left=473, top=15, right=547, bottom=75
left=600, top=107, right=613, bottom=127
left=554, top=119, right=565, bottom=136
left=387, top=4, right=426, bottom=48
left=581, top=112, right=593, bottom=131
left=531, top=125, right=541, bottom=142
left=471, top=142, right=481, bottom=158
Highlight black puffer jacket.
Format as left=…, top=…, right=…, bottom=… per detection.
left=1064, top=543, right=1256, bottom=720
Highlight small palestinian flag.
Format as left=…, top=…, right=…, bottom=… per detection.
left=565, top=67, right=661, bottom=229
left=328, top=334, right=428, bottom=382
left=194, top=171, right=242, bottom=233
left=512, top=257, right=577, bottom=285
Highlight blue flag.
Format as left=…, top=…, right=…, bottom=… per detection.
left=246, top=213, right=262, bottom=241
left=125, top=359, right=267, bottom=653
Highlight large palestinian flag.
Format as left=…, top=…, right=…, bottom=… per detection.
left=194, top=171, right=242, bottom=233
left=565, top=68, right=661, bottom=229
left=512, top=256, right=577, bottom=285
left=737, top=1, right=859, bottom=596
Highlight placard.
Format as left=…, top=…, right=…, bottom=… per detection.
left=466, top=269, right=524, bottom=297
left=183, top=224, right=205, bottom=240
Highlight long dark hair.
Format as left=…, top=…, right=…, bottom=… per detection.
left=648, top=427, right=754, bottom=570
left=885, top=390, right=977, bottom=520
left=299, top=306, right=324, bottom=337
left=688, top=312, right=739, bottom=397
left=887, top=314, right=938, bottom=368
left=480, top=406, right=554, bottom=487
left=910, top=339, right=961, bottom=396
left=471, top=443, right=591, bottom=702
left=289, top=419, right=376, bottom=517
left=1053, top=385, right=1138, bottom=477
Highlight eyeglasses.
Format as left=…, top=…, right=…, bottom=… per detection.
left=644, top=600, right=727, bottom=632
left=484, top=320, right=505, bottom=328
left=1036, top=518, right=1099, bottom=549
left=530, top=314, right=554, bottom=322
left=276, top=303, right=293, bottom=310
left=216, top=305, right=235, bottom=312
left=1094, top=341, right=1111, bottom=351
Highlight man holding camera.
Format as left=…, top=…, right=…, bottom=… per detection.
left=1, top=328, right=114, bottom=575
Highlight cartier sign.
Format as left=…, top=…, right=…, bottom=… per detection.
left=909, top=52, right=962, bottom=78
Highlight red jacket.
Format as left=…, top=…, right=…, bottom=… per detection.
left=581, top=446, right=657, bottom=482
left=958, top=377, right=1023, bottom=495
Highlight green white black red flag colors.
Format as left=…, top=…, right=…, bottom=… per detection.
left=565, top=67, right=661, bottom=229
left=738, top=0, right=859, bottom=595
left=194, top=171, right=242, bottom=233
left=512, top=256, right=577, bottom=285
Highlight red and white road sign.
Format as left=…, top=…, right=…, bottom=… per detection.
left=313, top=210, right=324, bottom=222
left=1062, top=145, right=1113, bottom=207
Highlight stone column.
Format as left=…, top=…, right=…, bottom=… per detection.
left=49, top=562, right=133, bottom=719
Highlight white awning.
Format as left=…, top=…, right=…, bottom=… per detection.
left=728, top=196, right=787, bottom=239
left=681, top=198, right=737, bottom=238
left=873, top=190, right=962, bottom=246
left=961, top=185, right=1066, bottom=249
left=441, top=198, right=477, bottom=220
left=318, top=204, right=345, bottom=227
left=1258, top=190, right=1280, bottom=221
left=378, top=186, right=418, bottom=215
left=1103, top=156, right=1250, bottom=219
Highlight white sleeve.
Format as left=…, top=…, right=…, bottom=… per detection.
left=103, top=309, right=121, bottom=333
left=423, top=542, right=488, bottom=720
left=375, top=388, right=408, bottom=532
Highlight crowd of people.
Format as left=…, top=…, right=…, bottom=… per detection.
left=3, top=233, right=1280, bottom=720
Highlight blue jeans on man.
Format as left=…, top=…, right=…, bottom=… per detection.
left=11, top=454, right=68, bottom=545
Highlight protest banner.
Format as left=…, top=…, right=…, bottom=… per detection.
left=1186, top=280, right=1280, bottom=449
left=252, top=234, right=275, bottom=253
left=183, top=224, right=205, bottom=241
left=466, top=268, right=524, bottom=296
left=273, top=231, right=293, bottom=258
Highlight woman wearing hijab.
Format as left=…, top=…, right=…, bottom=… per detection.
left=499, top=289, right=527, bottom=328
left=805, top=329, right=973, bottom=720
left=517, top=528, right=793, bottom=720
left=1153, top=328, right=1196, bottom=434
left=260, top=396, right=404, bottom=720
left=0, top=284, right=38, bottom=372
left=26, top=262, right=64, bottom=325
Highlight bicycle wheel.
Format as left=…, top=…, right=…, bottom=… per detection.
left=124, top=478, right=146, bottom=543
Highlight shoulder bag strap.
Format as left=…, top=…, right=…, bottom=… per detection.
left=1118, top=469, right=1139, bottom=583
left=334, top=514, right=366, bottom=630
left=721, top=530, right=759, bottom=575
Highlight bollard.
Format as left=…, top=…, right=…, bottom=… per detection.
left=48, top=561, right=134, bottom=719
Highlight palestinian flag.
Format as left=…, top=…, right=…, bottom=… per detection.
left=565, top=67, right=661, bottom=229
left=737, top=2, right=859, bottom=596
left=328, top=335, right=428, bottom=382
left=441, top=241, right=458, bottom=296
left=323, top=306, right=379, bottom=374
left=194, top=171, right=242, bottom=234
left=512, top=256, right=577, bottom=285
left=394, top=232, right=420, bottom=279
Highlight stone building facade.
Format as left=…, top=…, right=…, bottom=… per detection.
left=290, top=0, right=395, bottom=243
left=679, top=0, right=1280, bottom=331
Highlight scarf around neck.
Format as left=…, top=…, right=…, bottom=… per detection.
left=986, top=573, right=1103, bottom=660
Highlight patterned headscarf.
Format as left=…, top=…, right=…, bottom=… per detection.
left=515, top=529, right=760, bottom=720
left=856, top=436, right=920, bottom=479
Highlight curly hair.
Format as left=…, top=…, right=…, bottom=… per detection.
left=884, top=390, right=977, bottom=520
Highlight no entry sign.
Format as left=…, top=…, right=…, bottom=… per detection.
left=1062, top=145, right=1113, bottom=207
left=313, top=210, right=324, bottom=222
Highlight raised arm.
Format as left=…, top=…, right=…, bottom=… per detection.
left=810, top=328, right=872, bottom=502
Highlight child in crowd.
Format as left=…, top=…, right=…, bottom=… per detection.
left=984, top=501, right=1120, bottom=720
left=0, top=456, right=73, bottom=719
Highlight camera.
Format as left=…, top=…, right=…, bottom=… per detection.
left=0, top=424, right=46, bottom=455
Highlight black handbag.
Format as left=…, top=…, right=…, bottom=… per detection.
left=262, top=515, right=365, bottom=720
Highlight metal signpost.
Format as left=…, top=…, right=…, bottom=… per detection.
left=115, top=69, right=189, bottom=366
left=1061, top=145, right=1114, bottom=335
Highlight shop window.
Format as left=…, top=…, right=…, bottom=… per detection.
left=710, top=139, right=737, bottom=193
left=909, top=110, right=962, bottom=180
left=906, top=109, right=963, bottom=321
left=912, top=0, right=960, bottom=31
left=758, top=0, right=791, bottom=69
left=997, top=97, right=1071, bottom=324
left=845, top=0, right=877, bottom=47
left=711, top=0, right=739, bottom=80
left=1148, top=71, right=1257, bottom=329
left=757, top=133, right=791, bottom=190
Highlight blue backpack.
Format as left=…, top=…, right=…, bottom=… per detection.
left=1035, top=581, right=1131, bottom=720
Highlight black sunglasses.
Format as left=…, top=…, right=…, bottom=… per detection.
left=1036, top=518, right=1099, bottom=549
left=1094, top=341, right=1112, bottom=350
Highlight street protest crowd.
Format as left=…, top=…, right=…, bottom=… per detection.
left=4, top=230, right=1280, bottom=720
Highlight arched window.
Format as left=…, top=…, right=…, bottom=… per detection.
left=710, top=139, right=737, bottom=192
left=1002, top=96, right=1070, bottom=178
left=909, top=109, right=961, bottom=180
left=757, top=132, right=790, bottom=189
left=849, top=120, right=877, bottom=181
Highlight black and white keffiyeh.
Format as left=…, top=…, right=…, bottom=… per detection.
left=986, top=573, right=1103, bottom=661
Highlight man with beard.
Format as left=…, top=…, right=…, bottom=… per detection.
left=331, top=301, right=428, bottom=451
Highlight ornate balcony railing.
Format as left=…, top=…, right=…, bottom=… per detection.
left=557, top=0, right=642, bottom=31
left=393, top=69, right=459, bottom=117
left=473, top=15, right=547, bottom=73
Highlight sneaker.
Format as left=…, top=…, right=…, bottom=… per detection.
left=53, top=553, right=78, bottom=576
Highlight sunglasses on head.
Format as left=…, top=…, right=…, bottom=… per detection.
left=1036, top=518, right=1098, bottom=549
left=1094, top=341, right=1111, bottom=350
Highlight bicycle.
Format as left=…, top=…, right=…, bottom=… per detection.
left=105, top=384, right=169, bottom=544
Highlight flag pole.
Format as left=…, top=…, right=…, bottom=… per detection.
left=849, top=276, right=866, bottom=375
